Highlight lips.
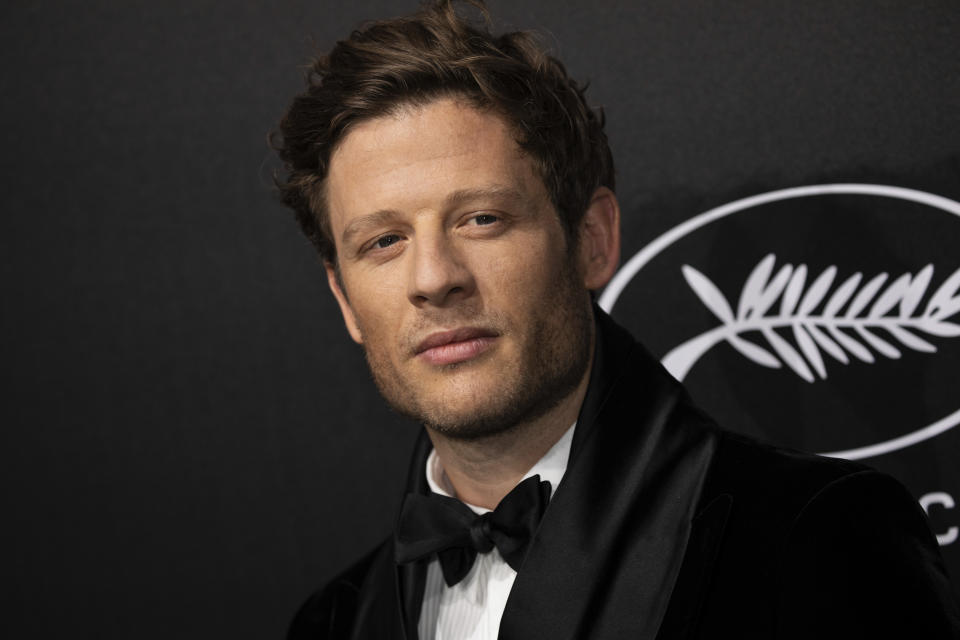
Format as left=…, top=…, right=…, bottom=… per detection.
left=414, top=327, right=500, bottom=366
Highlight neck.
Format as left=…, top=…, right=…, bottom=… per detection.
left=426, top=343, right=593, bottom=511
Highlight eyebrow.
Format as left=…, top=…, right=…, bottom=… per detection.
left=444, top=185, right=525, bottom=209
left=340, top=185, right=526, bottom=245
left=342, top=210, right=397, bottom=245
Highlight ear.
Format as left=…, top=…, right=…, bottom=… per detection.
left=577, top=186, right=621, bottom=290
left=325, top=261, right=364, bottom=344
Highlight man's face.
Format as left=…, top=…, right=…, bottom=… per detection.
left=323, top=98, right=597, bottom=438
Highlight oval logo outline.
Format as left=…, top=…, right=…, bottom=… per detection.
left=600, top=184, right=960, bottom=460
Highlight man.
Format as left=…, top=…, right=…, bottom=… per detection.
left=273, top=1, right=960, bottom=638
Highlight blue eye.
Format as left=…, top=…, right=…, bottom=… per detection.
left=375, top=234, right=400, bottom=249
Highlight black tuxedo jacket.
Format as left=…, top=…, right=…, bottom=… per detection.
left=290, top=310, right=960, bottom=639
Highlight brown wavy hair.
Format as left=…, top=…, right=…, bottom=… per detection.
left=272, top=0, right=614, bottom=264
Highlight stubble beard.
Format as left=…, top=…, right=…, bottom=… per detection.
left=361, top=261, right=594, bottom=441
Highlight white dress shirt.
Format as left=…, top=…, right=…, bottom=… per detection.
left=417, top=424, right=575, bottom=640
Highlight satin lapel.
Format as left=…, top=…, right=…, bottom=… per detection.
left=655, top=494, right=733, bottom=640
left=397, top=560, right=426, bottom=640
left=400, top=431, right=434, bottom=639
left=499, top=310, right=719, bottom=640
left=352, top=431, right=433, bottom=640
left=346, top=542, right=408, bottom=640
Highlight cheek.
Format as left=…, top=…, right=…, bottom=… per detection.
left=477, top=239, right=567, bottom=322
left=499, top=228, right=559, bottom=276
left=354, top=302, right=395, bottom=338
left=343, top=279, right=402, bottom=339
left=515, top=237, right=568, bottom=293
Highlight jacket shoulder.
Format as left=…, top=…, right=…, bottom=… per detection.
left=704, top=427, right=870, bottom=510
left=773, top=467, right=960, bottom=638
left=287, top=539, right=390, bottom=640
left=691, top=429, right=960, bottom=637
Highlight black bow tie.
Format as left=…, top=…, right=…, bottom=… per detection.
left=394, top=475, right=552, bottom=586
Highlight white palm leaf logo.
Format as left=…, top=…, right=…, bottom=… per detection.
left=664, top=254, right=960, bottom=382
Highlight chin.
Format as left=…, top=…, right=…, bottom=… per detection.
left=416, top=366, right=584, bottom=441
left=421, top=411, right=521, bottom=441
left=400, top=383, right=525, bottom=441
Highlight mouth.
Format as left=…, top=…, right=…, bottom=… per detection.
left=414, top=327, right=500, bottom=366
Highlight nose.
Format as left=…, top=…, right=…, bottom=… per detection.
left=406, top=229, right=475, bottom=307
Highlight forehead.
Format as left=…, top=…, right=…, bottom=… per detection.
left=325, top=99, right=544, bottom=232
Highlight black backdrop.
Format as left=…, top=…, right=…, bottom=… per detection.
left=4, top=1, right=959, bottom=638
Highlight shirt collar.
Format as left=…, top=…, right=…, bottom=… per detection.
left=424, top=422, right=576, bottom=514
